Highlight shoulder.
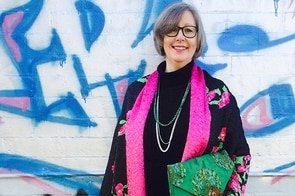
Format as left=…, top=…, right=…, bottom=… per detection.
left=122, top=75, right=150, bottom=110
left=126, top=75, right=149, bottom=95
left=202, top=70, right=237, bottom=109
left=203, top=70, right=226, bottom=90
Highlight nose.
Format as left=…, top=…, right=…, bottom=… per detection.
left=176, top=29, right=185, bottom=40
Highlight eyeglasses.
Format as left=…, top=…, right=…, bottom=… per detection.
left=166, top=25, right=198, bottom=38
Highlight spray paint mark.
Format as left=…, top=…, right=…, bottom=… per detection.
left=75, top=0, right=105, bottom=51
left=240, top=84, right=295, bottom=137
left=0, top=153, right=101, bottom=195
left=131, top=0, right=181, bottom=48
left=218, top=25, right=295, bottom=52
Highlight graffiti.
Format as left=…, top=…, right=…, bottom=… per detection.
left=289, top=0, right=295, bottom=18
left=218, top=24, right=295, bottom=52
left=240, top=84, right=295, bottom=137
left=0, top=0, right=97, bottom=127
left=102, top=60, right=147, bottom=117
left=131, top=0, right=181, bottom=48
left=75, top=0, right=105, bottom=51
left=1, top=2, right=294, bottom=128
left=0, top=0, right=295, bottom=195
left=264, top=161, right=295, bottom=184
left=195, top=59, right=227, bottom=75
left=80, top=58, right=146, bottom=117
left=0, top=0, right=165, bottom=194
left=0, top=0, right=150, bottom=126
left=274, top=0, right=279, bottom=16
left=0, top=153, right=102, bottom=195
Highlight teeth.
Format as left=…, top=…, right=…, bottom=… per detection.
left=174, top=46, right=186, bottom=50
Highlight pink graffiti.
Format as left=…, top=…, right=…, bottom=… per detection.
left=115, top=79, right=128, bottom=106
left=241, top=97, right=273, bottom=130
left=271, top=169, right=295, bottom=184
left=2, top=11, right=24, bottom=62
left=289, top=0, right=295, bottom=18
left=0, top=97, right=30, bottom=112
left=0, top=169, right=71, bottom=195
left=21, top=175, right=71, bottom=195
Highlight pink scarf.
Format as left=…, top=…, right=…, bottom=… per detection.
left=126, top=64, right=211, bottom=196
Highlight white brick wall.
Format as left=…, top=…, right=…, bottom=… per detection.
left=0, top=0, right=295, bottom=195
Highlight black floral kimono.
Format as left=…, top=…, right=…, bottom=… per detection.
left=100, top=62, right=251, bottom=196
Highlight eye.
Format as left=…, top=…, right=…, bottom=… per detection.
left=184, top=27, right=195, bottom=34
left=170, top=26, right=179, bottom=33
left=166, top=25, right=179, bottom=37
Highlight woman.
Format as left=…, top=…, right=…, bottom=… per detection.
left=100, top=2, right=251, bottom=196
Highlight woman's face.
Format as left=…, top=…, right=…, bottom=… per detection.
left=163, top=10, right=198, bottom=72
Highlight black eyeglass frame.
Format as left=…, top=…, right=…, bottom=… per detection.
left=165, top=25, right=198, bottom=38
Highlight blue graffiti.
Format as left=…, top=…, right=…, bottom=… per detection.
left=131, top=0, right=181, bottom=48
left=218, top=25, right=295, bottom=52
left=274, top=0, right=279, bottom=16
left=75, top=0, right=105, bottom=51
left=264, top=161, right=295, bottom=173
left=72, top=54, right=147, bottom=117
left=88, top=60, right=147, bottom=117
left=195, top=45, right=227, bottom=75
left=0, top=153, right=101, bottom=195
left=73, top=55, right=91, bottom=100
left=0, top=0, right=99, bottom=127
left=240, top=84, right=295, bottom=137
left=196, top=60, right=227, bottom=75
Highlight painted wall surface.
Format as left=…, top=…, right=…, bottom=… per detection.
left=0, top=0, right=295, bottom=195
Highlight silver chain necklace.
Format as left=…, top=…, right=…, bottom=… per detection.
left=154, top=81, right=191, bottom=152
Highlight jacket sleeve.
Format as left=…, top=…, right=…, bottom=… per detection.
left=99, top=116, right=121, bottom=196
left=100, top=79, right=146, bottom=195
left=203, top=70, right=251, bottom=195
left=224, top=94, right=251, bottom=196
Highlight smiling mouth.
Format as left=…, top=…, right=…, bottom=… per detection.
left=173, top=46, right=187, bottom=50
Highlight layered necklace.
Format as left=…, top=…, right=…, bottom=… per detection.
left=153, top=80, right=191, bottom=152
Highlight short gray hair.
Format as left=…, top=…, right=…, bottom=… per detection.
left=153, top=2, right=206, bottom=59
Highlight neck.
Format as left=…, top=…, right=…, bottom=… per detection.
left=165, top=59, right=193, bottom=72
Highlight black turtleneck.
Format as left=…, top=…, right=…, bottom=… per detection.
left=144, top=61, right=193, bottom=196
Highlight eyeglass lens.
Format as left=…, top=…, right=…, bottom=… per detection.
left=166, top=26, right=197, bottom=38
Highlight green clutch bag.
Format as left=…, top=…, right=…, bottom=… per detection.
left=167, top=150, right=235, bottom=196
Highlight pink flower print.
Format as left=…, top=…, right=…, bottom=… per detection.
left=212, top=146, right=219, bottom=153
left=118, top=125, right=126, bottom=136
left=241, top=184, right=247, bottom=194
left=237, top=157, right=251, bottom=173
left=219, top=127, right=227, bottom=142
left=207, top=89, right=216, bottom=102
left=218, top=91, right=231, bottom=108
left=228, top=173, right=240, bottom=192
left=111, top=162, right=115, bottom=173
left=115, top=183, right=124, bottom=196
left=244, top=155, right=251, bottom=162
left=118, top=120, right=127, bottom=136
left=237, top=164, right=248, bottom=173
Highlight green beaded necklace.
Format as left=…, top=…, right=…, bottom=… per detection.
left=154, top=80, right=191, bottom=152
left=153, top=80, right=191, bottom=127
